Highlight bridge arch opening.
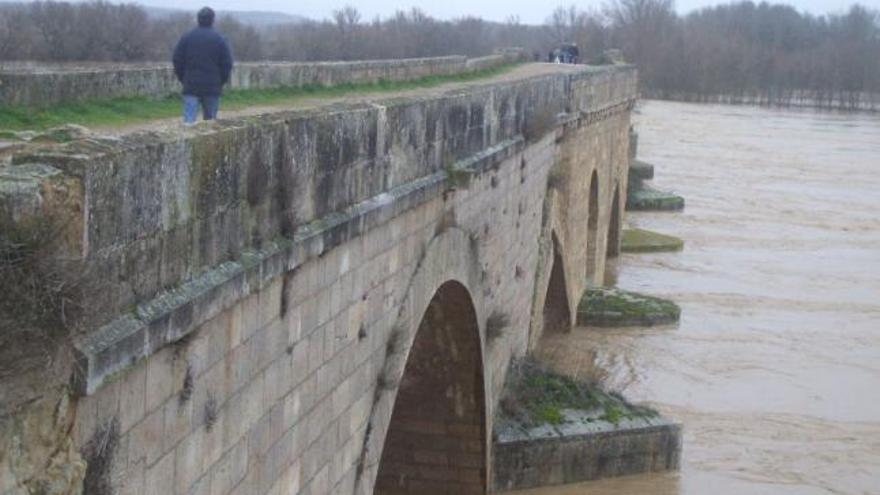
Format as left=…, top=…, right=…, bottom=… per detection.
left=586, top=170, right=600, bottom=283
left=607, top=184, right=621, bottom=258
left=375, top=280, right=487, bottom=494
left=543, top=233, right=571, bottom=336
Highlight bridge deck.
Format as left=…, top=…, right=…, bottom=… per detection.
left=100, top=63, right=593, bottom=135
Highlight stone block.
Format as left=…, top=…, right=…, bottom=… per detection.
left=128, top=406, right=165, bottom=467
left=273, top=459, right=302, bottom=495
left=144, top=348, right=176, bottom=415
left=210, top=438, right=249, bottom=495
left=174, top=430, right=204, bottom=494
left=225, top=304, right=243, bottom=351
left=239, top=293, right=262, bottom=343
left=118, top=360, right=148, bottom=434
left=162, top=395, right=194, bottom=452
left=226, top=338, right=253, bottom=396
left=144, top=451, right=174, bottom=495
left=117, top=456, right=146, bottom=495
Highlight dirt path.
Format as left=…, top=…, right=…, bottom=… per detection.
left=95, top=63, right=585, bottom=136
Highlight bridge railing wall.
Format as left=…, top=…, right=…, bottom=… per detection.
left=0, top=49, right=527, bottom=107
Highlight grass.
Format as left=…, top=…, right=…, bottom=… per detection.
left=499, top=358, right=657, bottom=427
left=0, top=63, right=521, bottom=132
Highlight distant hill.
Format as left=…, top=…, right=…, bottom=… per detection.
left=140, top=5, right=309, bottom=26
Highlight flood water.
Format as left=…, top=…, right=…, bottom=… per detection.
left=514, top=101, right=880, bottom=494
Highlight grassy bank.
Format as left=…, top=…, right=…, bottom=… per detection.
left=0, top=64, right=520, bottom=132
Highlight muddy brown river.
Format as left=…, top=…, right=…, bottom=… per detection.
left=513, top=101, right=880, bottom=494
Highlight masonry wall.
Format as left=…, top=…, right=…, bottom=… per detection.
left=0, top=50, right=525, bottom=107
left=493, top=417, right=682, bottom=490
left=0, top=63, right=637, bottom=495
left=9, top=64, right=587, bottom=338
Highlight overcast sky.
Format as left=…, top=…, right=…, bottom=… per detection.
left=18, top=0, right=880, bottom=24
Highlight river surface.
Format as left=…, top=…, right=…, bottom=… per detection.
left=512, top=101, right=880, bottom=495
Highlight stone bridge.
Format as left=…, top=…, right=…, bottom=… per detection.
left=0, top=62, right=637, bottom=494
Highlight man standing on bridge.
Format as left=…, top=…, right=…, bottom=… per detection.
left=172, top=7, right=233, bottom=124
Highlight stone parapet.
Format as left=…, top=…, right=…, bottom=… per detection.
left=0, top=51, right=527, bottom=107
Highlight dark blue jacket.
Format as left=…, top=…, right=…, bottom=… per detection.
left=172, top=27, right=233, bottom=97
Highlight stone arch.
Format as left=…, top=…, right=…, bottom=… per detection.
left=355, top=228, right=488, bottom=495
left=542, top=232, right=571, bottom=337
left=586, top=170, right=600, bottom=284
left=374, top=280, right=487, bottom=494
left=606, top=183, right=622, bottom=258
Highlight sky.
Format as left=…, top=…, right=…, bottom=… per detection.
left=13, top=0, right=880, bottom=24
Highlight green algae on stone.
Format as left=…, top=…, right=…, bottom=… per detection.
left=626, top=185, right=685, bottom=211
left=629, top=160, right=654, bottom=181
left=577, top=287, right=680, bottom=327
left=621, top=228, right=684, bottom=253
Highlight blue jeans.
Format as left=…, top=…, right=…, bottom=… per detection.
left=183, top=95, right=220, bottom=123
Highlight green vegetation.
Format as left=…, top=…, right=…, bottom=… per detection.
left=499, top=358, right=657, bottom=427
left=620, top=228, right=684, bottom=253
left=0, top=64, right=520, bottom=132
left=626, top=185, right=685, bottom=211
left=443, top=164, right=474, bottom=190
left=628, top=160, right=654, bottom=181
left=577, top=287, right=681, bottom=327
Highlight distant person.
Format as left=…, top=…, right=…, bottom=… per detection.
left=172, top=7, right=233, bottom=124
left=564, top=44, right=579, bottom=64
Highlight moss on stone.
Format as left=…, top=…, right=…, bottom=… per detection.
left=577, top=287, right=680, bottom=327
left=629, top=160, right=654, bottom=181
left=626, top=185, right=685, bottom=211
left=498, top=358, right=658, bottom=428
left=0, top=130, right=20, bottom=141
left=443, top=161, right=475, bottom=190
left=621, top=228, right=684, bottom=253
left=29, top=125, right=91, bottom=144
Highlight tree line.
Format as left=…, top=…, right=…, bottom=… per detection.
left=601, top=0, right=880, bottom=107
left=0, top=0, right=878, bottom=108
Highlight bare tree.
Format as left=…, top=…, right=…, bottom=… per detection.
left=333, top=6, right=361, bottom=58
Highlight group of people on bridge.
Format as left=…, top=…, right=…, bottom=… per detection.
left=548, top=43, right=580, bottom=64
